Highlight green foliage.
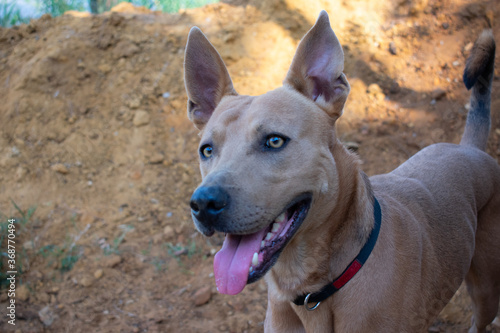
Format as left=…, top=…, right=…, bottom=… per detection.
left=40, top=0, right=86, bottom=17
left=38, top=243, right=81, bottom=272
left=89, top=0, right=219, bottom=14
left=0, top=1, right=30, bottom=28
left=0, top=0, right=219, bottom=26
left=166, top=240, right=197, bottom=262
left=103, top=224, right=134, bottom=255
left=0, top=202, right=37, bottom=287
left=151, top=0, right=219, bottom=13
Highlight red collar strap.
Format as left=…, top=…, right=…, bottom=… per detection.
left=293, top=197, right=382, bottom=310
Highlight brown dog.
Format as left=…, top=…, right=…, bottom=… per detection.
left=184, top=11, right=500, bottom=332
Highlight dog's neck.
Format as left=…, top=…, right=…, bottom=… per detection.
left=267, top=139, right=375, bottom=302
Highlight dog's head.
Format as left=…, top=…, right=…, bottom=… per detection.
left=184, top=11, right=350, bottom=295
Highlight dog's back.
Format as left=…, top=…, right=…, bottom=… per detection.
left=369, top=30, right=500, bottom=333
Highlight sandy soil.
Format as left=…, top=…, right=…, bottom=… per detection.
left=0, top=0, right=499, bottom=332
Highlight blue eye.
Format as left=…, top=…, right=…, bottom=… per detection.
left=265, top=135, right=286, bottom=149
left=200, top=145, right=213, bottom=158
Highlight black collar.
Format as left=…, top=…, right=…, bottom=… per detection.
left=293, top=197, right=382, bottom=310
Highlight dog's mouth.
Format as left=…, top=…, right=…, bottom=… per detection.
left=213, top=193, right=312, bottom=295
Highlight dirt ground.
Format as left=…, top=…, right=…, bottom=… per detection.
left=0, top=0, right=499, bottom=332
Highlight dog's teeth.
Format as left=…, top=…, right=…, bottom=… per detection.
left=275, top=213, right=286, bottom=224
left=261, top=241, right=265, bottom=249
left=265, top=232, right=273, bottom=241
left=252, top=252, right=259, bottom=266
left=271, top=223, right=280, bottom=233
left=249, top=266, right=253, bottom=272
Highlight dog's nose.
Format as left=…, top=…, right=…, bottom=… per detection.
left=190, top=186, right=229, bottom=226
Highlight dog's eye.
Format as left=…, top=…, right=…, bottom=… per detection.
left=266, top=135, right=286, bottom=149
left=200, top=145, right=213, bottom=158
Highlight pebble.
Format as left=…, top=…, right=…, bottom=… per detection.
left=430, top=89, right=447, bottom=101
left=367, top=83, right=385, bottom=101
left=193, top=286, right=212, bottom=306
left=79, top=276, right=94, bottom=287
left=103, top=254, right=122, bottom=268
left=23, top=240, right=34, bottom=250
left=94, top=269, right=104, bottom=279
left=464, top=42, right=473, bottom=53
left=51, top=163, right=69, bottom=174
left=149, top=153, right=164, bottom=164
left=17, top=284, right=30, bottom=301
left=38, top=305, right=56, bottom=326
left=389, top=42, right=397, bottom=55
left=164, top=225, right=175, bottom=239
left=133, top=110, right=150, bottom=127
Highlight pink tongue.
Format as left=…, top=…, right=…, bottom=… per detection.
left=213, top=228, right=267, bottom=295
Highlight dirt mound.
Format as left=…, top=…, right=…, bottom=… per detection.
left=0, top=0, right=499, bottom=331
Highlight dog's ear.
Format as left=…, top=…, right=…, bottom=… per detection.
left=284, top=11, right=350, bottom=118
left=184, top=27, right=237, bottom=130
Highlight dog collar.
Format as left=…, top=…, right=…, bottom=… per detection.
left=293, top=197, right=382, bottom=310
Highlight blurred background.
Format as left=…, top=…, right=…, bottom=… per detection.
left=0, top=0, right=499, bottom=331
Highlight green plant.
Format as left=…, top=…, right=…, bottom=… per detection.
left=151, top=257, right=166, bottom=272
left=37, top=216, right=89, bottom=273
left=166, top=240, right=197, bottom=260
left=0, top=0, right=30, bottom=27
left=152, top=0, right=219, bottom=13
left=103, top=224, right=134, bottom=255
left=0, top=201, right=37, bottom=287
left=11, top=200, right=37, bottom=228
left=38, top=244, right=80, bottom=272
left=91, top=0, right=220, bottom=14
left=39, top=0, right=86, bottom=17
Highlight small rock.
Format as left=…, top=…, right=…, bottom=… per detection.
left=430, top=89, right=447, bottom=101
left=389, top=42, right=397, bottom=55
left=79, top=276, right=94, bottom=287
left=442, top=22, right=449, bottom=29
left=463, top=42, right=474, bottom=54
left=103, top=254, right=122, bottom=268
left=48, top=287, right=59, bottom=294
left=94, top=269, right=104, bottom=279
left=15, top=166, right=28, bottom=181
left=193, top=286, right=212, bottom=306
left=51, top=163, right=69, bottom=174
left=23, top=241, right=34, bottom=251
left=129, top=170, right=142, bottom=180
left=149, top=153, right=164, bottom=164
left=164, top=225, right=175, bottom=239
left=133, top=110, right=150, bottom=127
left=113, top=40, right=140, bottom=59
left=38, top=306, right=56, bottom=326
left=367, top=83, right=385, bottom=101
left=17, top=284, right=30, bottom=301
left=98, top=63, right=112, bottom=74
left=452, top=61, right=460, bottom=67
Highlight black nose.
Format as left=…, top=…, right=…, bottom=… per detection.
left=190, top=186, right=229, bottom=226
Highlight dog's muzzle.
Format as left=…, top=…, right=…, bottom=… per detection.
left=190, top=185, right=230, bottom=236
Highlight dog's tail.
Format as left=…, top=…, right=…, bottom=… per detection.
left=460, top=30, right=496, bottom=151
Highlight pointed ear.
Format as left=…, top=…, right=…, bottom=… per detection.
left=184, top=27, right=237, bottom=130
left=284, top=11, right=350, bottom=118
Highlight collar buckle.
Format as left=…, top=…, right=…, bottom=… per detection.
left=304, top=293, right=321, bottom=311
